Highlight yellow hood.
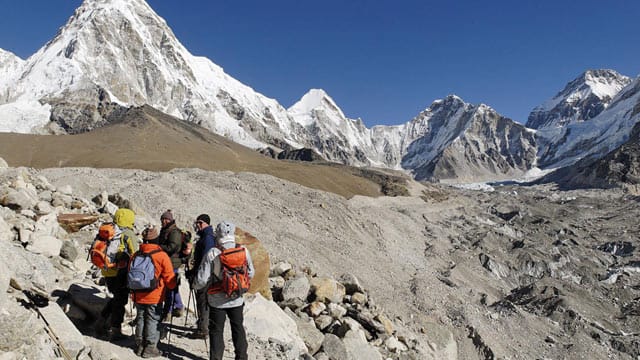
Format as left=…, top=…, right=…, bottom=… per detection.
left=114, top=208, right=135, bottom=229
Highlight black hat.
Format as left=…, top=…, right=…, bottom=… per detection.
left=196, top=214, right=210, bottom=225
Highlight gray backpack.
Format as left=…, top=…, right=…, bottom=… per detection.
left=127, top=250, right=160, bottom=291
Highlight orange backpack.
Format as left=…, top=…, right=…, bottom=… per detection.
left=90, top=223, right=118, bottom=270
left=208, top=246, right=250, bottom=298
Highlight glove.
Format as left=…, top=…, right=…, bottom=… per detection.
left=185, top=269, right=195, bottom=283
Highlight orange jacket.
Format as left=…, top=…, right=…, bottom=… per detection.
left=130, top=243, right=176, bottom=305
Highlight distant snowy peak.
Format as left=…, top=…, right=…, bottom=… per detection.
left=401, top=94, right=537, bottom=182
left=288, top=89, right=347, bottom=126
left=0, top=49, right=24, bottom=99
left=527, top=69, right=631, bottom=129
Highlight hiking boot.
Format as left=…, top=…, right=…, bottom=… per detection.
left=108, top=327, right=127, bottom=341
left=192, top=329, right=208, bottom=339
left=142, top=345, right=162, bottom=358
left=171, top=308, right=184, bottom=318
left=135, top=339, right=144, bottom=356
left=135, top=345, right=144, bottom=357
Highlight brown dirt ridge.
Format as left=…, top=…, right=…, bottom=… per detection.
left=0, top=105, right=408, bottom=198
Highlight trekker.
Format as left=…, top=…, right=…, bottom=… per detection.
left=194, top=221, right=254, bottom=360
left=99, top=208, right=139, bottom=341
left=158, top=209, right=185, bottom=318
left=186, top=214, right=216, bottom=339
left=131, top=226, right=176, bottom=358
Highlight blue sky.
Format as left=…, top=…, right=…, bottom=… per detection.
left=1, top=0, right=638, bottom=127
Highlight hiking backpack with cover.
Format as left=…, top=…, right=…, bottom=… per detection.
left=89, top=223, right=119, bottom=270
left=127, top=249, right=161, bottom=291
left=208, top=245, right=251, bottom=298
left=174, top=228, right=193, bottom=260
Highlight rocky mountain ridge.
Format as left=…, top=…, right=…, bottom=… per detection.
left=0, top=0, right=624, bottom=186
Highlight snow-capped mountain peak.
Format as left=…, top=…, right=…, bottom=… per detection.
left=527, top=69, right=631, bottom=129
left=288, top=89, right=347, bottom=127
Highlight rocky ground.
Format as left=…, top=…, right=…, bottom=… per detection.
left=1, top=161, right=639, bottom=359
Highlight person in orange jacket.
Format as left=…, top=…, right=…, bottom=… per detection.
left=130, top=226, right=176, bottom=358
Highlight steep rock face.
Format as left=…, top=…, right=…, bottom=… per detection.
left=0, top=0, right=298, bottom=148
left=401, top=96, right=537, bottom=182
left=539, top=119, right=640, bottom=190
left=535, top=76, right=640, bottom=168
left=527, top=70, right=631, bottom=130
left=0, top=49, right=23, bottom=103
left=527, top=70, right=631, bottom=167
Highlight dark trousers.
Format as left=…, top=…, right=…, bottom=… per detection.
left=209, top=305, right=248, bottom=360
left=102, top=271, right=129, bottom=328
left=195, top=288, right=209, bottom=334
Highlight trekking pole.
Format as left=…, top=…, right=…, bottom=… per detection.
left=184, top=286, right=193, bottom=327
left=21, top=290, right=74, bottom=360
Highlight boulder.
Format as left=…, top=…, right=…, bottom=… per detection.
left=271, top=261, right=293, bottom=277
left=38, top=303, right=86, bottom=358
left=27, top=235, right=62, bottom=257
left=284, top=307, right=324, bottom=355
left=236, top=227, right=271, bottom=300
left=385, top=336, right=408, bottom=352
left=311, top=277, right=345, bottom=304
left=0, top=217, right=12, bottom=243
left=244, top=293, right=307, bottom=358
left=0, top=189, right=36, bottom=211
left=60, top=240, right=79, bottom=261
left=34, top=213, right=66, bottom=239
left=343, top=329, right=383, bottom=360
left=338, top=273, right=364, bottom=295
left=321, top=333, right=349, bottom=360
left=67, top=282, right=110, bottom=319
left=57, top=214, right=99, bottom=233
left=282, top=276, right=310, bottom=301
left=0, top=157, right=7, bottom=169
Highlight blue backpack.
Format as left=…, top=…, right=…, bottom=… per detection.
left=127, top=250, right=161, bottom=291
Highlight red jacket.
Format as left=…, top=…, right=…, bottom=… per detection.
left=130, top=243, right=176, bottom=305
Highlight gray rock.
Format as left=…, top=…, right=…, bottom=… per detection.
left=27, top=235, right=63, bottom=257
left=338, top=273, right=364, bottom=295
left=103, top=201, right=118, bottom=216
left=285, top=307, right=324, bottom=355
left=243, top=293, right=307, bottom=358
left=385, top=336, right=408, bottom=352
left=351, top=292, right=367, bottom=305
left=271, top=261, right=293, bottom=277
left=34, top=201, right=54, bottom=215
left=60, top=240, right=79, bottom=261
left=38, top=303, right=86, bottom=358
left=68, top=282, right=111, bottom=319
left=269, top=275, right=285, bottom=290
left=343, top=329, right=382, bottom=360
left=321, top=333, right=349, bottom=360
left=314, top=314, right=333, bottom=331
left=57, top=185, right=73, bottom=195
left=0, top=157, right=7, bottom=169
left=38, top=190, right=52, bottom=202
left=327, top=303, right=347, bottom=319
left=51, top=193, right=73, bottom=208
left=0, top=216, right=12, bottom=243
left=1, top=189, right=36, bottom=211
left=311, top=277, right=345, bottom=304
left=282, top=275, right=310, bottom=301
left=308, top=301, right=326, bottom=317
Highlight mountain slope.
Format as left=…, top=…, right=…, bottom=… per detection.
left=538, top=115, right=640, bottom=190
left=527, top=70, right=636, bottom=168
left=401, top=96, right=537, bottom=182
left=534, top=76, right=640, bottom=168
left=0, top=105, right=386, bottom=198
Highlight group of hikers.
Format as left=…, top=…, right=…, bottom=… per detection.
left=90, top=208, right=255, bottom=359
